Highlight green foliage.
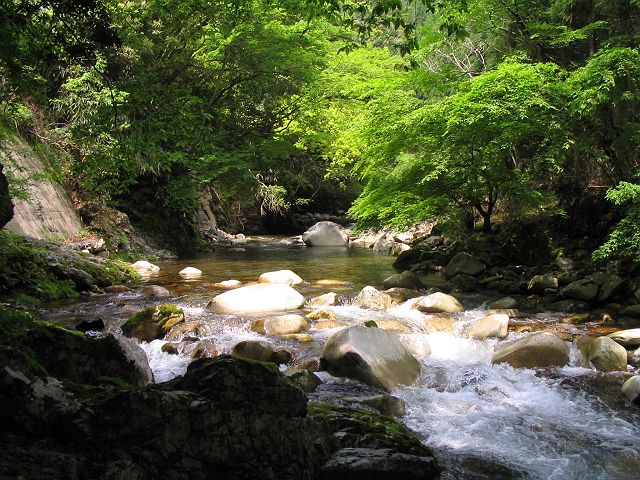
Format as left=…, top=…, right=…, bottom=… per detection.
left=593, top=181, right=640, bottom=261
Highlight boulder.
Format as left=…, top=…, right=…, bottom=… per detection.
left=284, top=369, right=323, bottom=393
left=302, top=221, right=349, bottom=246
left=383, top=271, right=424, bottom=290
left=622, top=376, right=640, bottom=404
left=0, top=163, right=14, bottom=228
left=191, top=339, right=220, bottom=359
left=608, top=328, right=640, bottom=347
left=392, top=249, right=423, bottom=270
left=207, top=283, right=305, bottom=314
left=528, top=274, right=558, bottom=294
left=314, top=319, right=347, bottom=330
left=488, top=297, right=519, bottom=310
left=416, top=292, right=464, bottom=313
left=322, top=326, right=421, bottom=391
left=166, top=320, right=215, bottom=341
left=263, top=314, right=309, bottom=336
left=339, top=394, right=406, bottom=418
left=231, top=340, right=292, bottom=364
left=308, top=309, right=338, bottom=321
left=620, top=305, right=640, bottom=318
left=354, top=286, right=395, bottom=310
left=141, top=285, right=171, bottom=297
left=131, top=260, right=160, bottom=275
left=65, top=267, right=93, bottom=291
left=122, top=304, right=185, bottom=342
left=577, top=336, right=627, bottom=372
left=561, top=278, right=599, bottom=302
left=398, top=334, right=431, bottom=357
left=376, top=319, right=412, bottom=333
left=104, top=285, right=131, bottom=294
left=384, top=287, right=423, bottom=303
left=491, top=332, right=569, bottom=369
left=179, top=267, right=202, bottom=277
left=258, top=269, right=303, bottom=286
left=445, top=252, right=485, bottom=278
left=319, top=448, right=438, bottom=480
left=599, top=275, right=626, bottom=302
left=308, top=292, right=339, bottom=307
left=468, top=314, right=509, bottom=339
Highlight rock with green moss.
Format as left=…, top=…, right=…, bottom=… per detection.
left=122, top=304, right=185, bottom=342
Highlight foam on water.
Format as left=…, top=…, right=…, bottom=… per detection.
left=395, top=329, right=640, bottom=479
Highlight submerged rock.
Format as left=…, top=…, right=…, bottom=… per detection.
left=258, top=269, right=303, bottom=286
left=262, top=314, right=309, bottom=336
left=141, top=285, right=171, bottom=297
left=491, top=332, right=569, bottom=369
left=323, top=326, right=421, bottom=391
left=302, top=221, right=349, bottom=246
left=207, top=283, right=305, bottom=314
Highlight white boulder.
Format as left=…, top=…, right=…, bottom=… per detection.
left=207, top=283, right=305, bottom=314
left=302, top=221, right=349, bottom=246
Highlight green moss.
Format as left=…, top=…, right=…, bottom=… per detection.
left=77, top=258, right=140, bottom=286
left=34, top=280, right=80, bottom=302
left=364, top=320, right=378, bottom=328
left=122, top=304, right=183, bottom=335
left=228, top=354, right=280, bottom=373
left=308, top=402, right=427, bottom=454
left=96, top=376, right=135, bottom=391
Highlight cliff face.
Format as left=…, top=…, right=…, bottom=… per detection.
left=2, top=134, right=82, bottom=239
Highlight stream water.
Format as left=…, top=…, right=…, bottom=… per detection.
left=42, top=237, right=640, bottom=479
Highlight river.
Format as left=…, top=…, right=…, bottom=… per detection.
left=42, top=238, right=640, bottom=479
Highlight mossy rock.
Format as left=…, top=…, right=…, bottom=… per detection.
left=122, top=304, right=185, bottom=342
left=308, top=403, right=436, bottom=457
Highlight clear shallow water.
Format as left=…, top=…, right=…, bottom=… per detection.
left=42, top=238, right=640, bottom=479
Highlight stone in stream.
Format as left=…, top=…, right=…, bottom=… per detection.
left=322, top=326, right=421, bottom=391
left=384, top=287, right=423, bottom=303
left=122, top=304, right=185, bottom=342
left=399, top=334, right=432, bottom=357
left=383, top=271, right=424, bottom=290
left=166, top=320, right=215, bottom=341
left=179, top=266, right=202, bottom=277
left=284, top=369, right=323, bottom=393
left=130, top=260, right=160, bottom=275
left=467, top=314, right=509, bottom=339
left=528, top=274, right=558, bottom=294
left=445, top=252, right=485, bottom=278
left=608, top=328, right=640, bottom=347
left=354, top=286, right=396, bottom=311
left=416, top=292, right=464, bottom=314
left=491, top=332, right=569, bottom=369
left=376, top=319, right=412, bottom=333
left=302, top=221, right=349, bottom=246
left=576, top=336, right=628, bottom=372
left=262, top=314, right=309, bottom=336
left=307, top=292, right=339, bottom=307
left=141, top=285, right=171, bottom=297
left=207, top=283, right=305, bottom=314
left=339, top=394, right=406, bottom=418
left=313, top=319, right=347, bottom=330
left=621, top=376, right=640, bottom=404
left=561, top=278, right=599, bottom=302
left=258, top=269, right=303, bottom=286
left=488, top=297, right=519, bottom=310
left=231, top=340, right=292, bottom=365
left=104, top=285, right=131, bottom=294
left=212, top=279, right=242, bottom=289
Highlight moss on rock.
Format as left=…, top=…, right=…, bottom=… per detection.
left=122, top=304, right=185, bottom=341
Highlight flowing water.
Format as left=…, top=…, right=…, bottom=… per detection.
left=42, top=238, right=640, bottom=479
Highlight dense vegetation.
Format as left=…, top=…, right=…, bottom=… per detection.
left=2, top=0, right=640, bottom=261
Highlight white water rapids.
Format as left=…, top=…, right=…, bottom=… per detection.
left=139, top=302, right=640, bottom=480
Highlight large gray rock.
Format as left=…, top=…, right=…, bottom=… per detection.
left=207, top=283, right=305, bottom=313
left=608, top=328, right=640, bottom=347
left=622, top=376, right=640, bottom=404
left=561, top=278, right=599, bottom=302
left=445, top=252, right=485, bottom=278
left=468, top=314, right=509, bottom=339
left=491, top=332, right=569, bottom=368
left=354, top=286, right=395, bottom=310
left=577, top=336, right=628, bottom=372
left=599, top=275, right=626, bottom=302
left=383, top=271, right=424, bottom=290
left=302, top=221, right=349, bottom=246
left=528, top=274, right=558, bottom=294
left=323, top=326, right=421, bottom=391
left=416, top=292, right=464, bottom=313
left=319, top=448, right=438, bottom=480
left=0, top=163, right=14, bottom=228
